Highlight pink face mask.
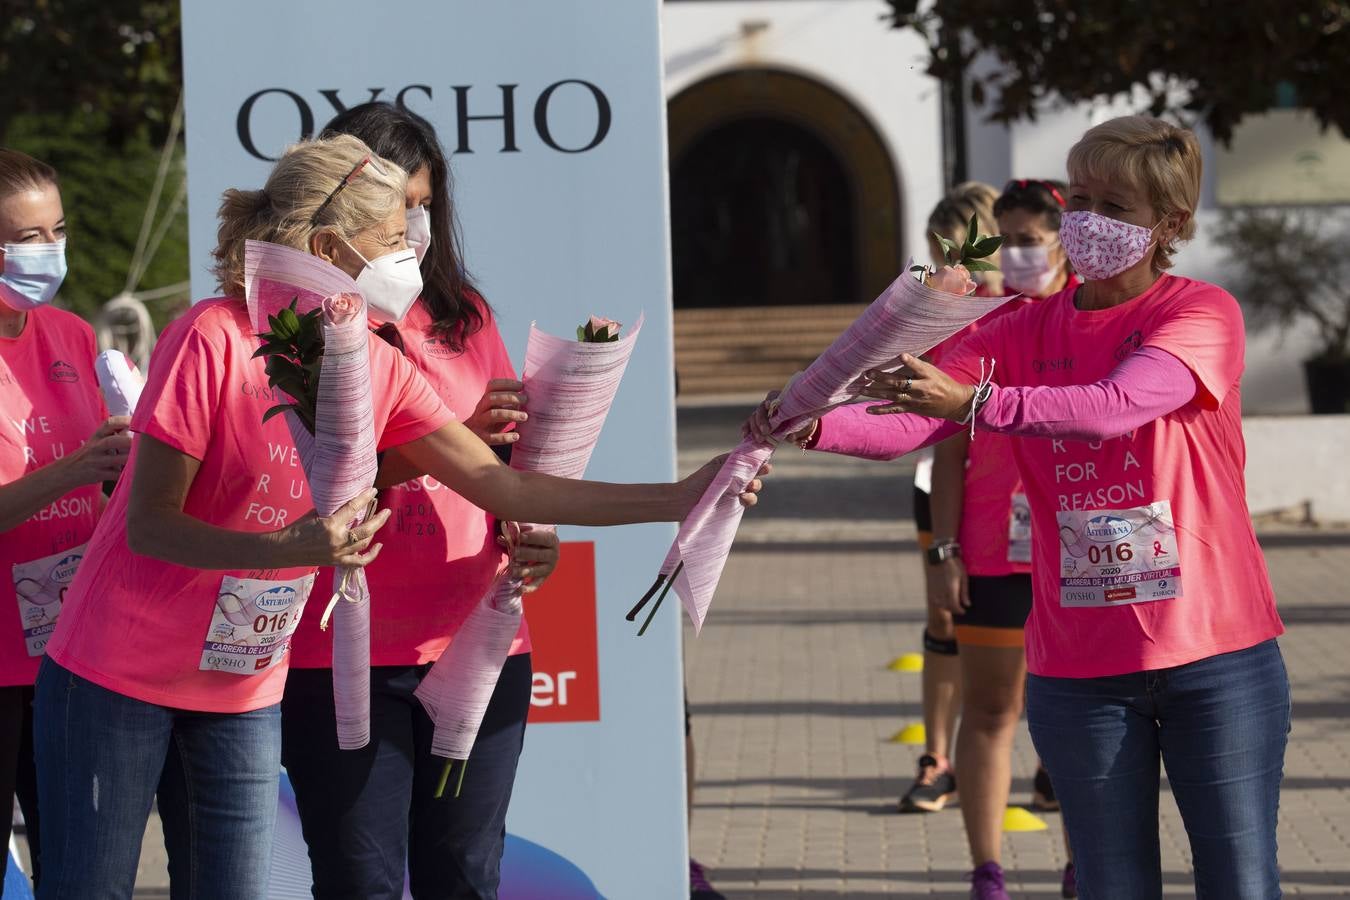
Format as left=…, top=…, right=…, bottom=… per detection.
left=1059, top=210, right=1159, bottom=281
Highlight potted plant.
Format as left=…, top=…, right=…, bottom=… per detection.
left=1215, top=208, right=1350, bottom=413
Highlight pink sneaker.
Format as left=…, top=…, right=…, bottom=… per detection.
left=969, top=861, right=1010, bottom=900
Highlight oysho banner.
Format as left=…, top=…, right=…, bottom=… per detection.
left=180, top=2, right=685, bottom=897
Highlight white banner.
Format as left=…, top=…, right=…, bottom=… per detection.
left=181, top=2, right=686, bottom=897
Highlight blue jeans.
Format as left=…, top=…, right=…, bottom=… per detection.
left=1027, top=639, right=1290, bottom=900
left=33, top=658, right=281, bottom=900
left=280, top=654, right=531, bottom=900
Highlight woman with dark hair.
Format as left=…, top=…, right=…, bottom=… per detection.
left=925, top=178, right=1079, bottom=897
left=281, top=102, right=553, bottom=900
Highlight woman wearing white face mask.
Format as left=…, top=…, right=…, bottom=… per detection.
left=748, top=116, right=1287, bottom=900
left=281, top=103, right=561, bottom=900
left=924, top=178, right=1080, bottom=897
left=0, top=148, right=132, bottom=892
left=33, top=134, right=766, bottom=899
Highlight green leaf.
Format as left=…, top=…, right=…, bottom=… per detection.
left=963, top=213, right=980, bottom=252
left=963, top=259, right=1000, bottom=272
left=910, top=264, right=928, bottom=275
left=262, top=403, right=295, bottom=424
left=279, top=307, right=301, bottom=336
left=933, top=232, right=958, bottom=255
left=577, top=325, right=587, bottom=341
left=969, top=235, right=1005, bottom=257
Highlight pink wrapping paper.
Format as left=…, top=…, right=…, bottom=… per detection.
left=244, top=240, right=378, bottom=749
left=414, top=316, right=643, bottom=761
left=662, top=264, right=1015, bottom=633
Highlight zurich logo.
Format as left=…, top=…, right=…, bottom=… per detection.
left=254, top=586, right=296, bottom=612
left=1084, top=515, right=1133, bottom=542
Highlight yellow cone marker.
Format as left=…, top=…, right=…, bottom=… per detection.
left=888, top=653, right=924, bottom=673
left=1002, top=806, right=1048, bottom=832
left=888, top=723, right=927, bottom=745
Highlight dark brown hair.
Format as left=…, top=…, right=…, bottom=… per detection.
left=321, top=103, right=487, bottom=352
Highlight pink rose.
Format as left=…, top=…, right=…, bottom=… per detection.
left=925, top=264, right=977, bottom=296
left=589, top=315, right=621, bottom=335
left=323, top=292, right=363, bottom=325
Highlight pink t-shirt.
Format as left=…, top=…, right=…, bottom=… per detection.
left=932, top=276, right=1080, bottom=576
left=292, top=297, right=530, bottom=668
left=45, top=299, right=453, bottom=713
left=0, top=307, right=107, bottom=686
left=942, top=275, right=1283, bottom=678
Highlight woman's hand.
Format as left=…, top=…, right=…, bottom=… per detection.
left=278, top=489, right=392, bottom=568
left=465, top=379, right=528, bottom=446
left=677, top=455, right=772, bottom=518
left=60, top=417, right=133, bottom=488
left=926, top=555, right=970, bottom=614
left=742, top=390, right=817, bottom=446
left=502, top=524, right=560, bottom=593
left=858, top=354, right=977, bottom=420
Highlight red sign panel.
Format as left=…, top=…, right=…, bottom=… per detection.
left=524, top=541, right=600, bottom=723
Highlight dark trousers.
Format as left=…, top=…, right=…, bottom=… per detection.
left=0, top=686, right=39, bottom=894
left=281, top=655, right=532, bottom=900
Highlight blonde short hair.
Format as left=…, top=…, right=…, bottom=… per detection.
left=926, top=181, right=1000, bottom=288
left=212, top=134, right=407, bottom=296
left=1067, top=116, right=1202, bottom=270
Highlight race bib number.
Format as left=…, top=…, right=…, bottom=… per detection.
left=1056, top=500, right=1182, bottom=608
left=12, top=545, right=85, bottom=657
left=201, top=573, right=314, bottom=675
left=1008, top=493, right=1032, bottom=564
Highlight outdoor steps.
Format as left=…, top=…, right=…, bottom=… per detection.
left=673, top=303, right=868, bottom=397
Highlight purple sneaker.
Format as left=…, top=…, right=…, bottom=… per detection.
left=690, top=859, right=726, bottom=900
left=1061, top=861, right=1078, bottom=898
left=969, top=861, right=1010, bottom=900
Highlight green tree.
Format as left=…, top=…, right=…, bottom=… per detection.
left=0, top=0, right=181, bottom=147
left=886, top=1, right=1350, bottom=144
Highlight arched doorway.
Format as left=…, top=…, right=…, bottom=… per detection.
left=667, top=69, right=903, bottom=309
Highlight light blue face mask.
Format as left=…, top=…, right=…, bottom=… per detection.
left=0, top=240, right=68, bottom=311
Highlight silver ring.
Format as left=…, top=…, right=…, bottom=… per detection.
left=347, top=530, right=359, bottom=545
left=903, top=377, right=913, bottom=394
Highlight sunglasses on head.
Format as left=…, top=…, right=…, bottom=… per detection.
left=1005, top=179, right=1066, bottom=209
left=310, top=155, right=373, bottom=227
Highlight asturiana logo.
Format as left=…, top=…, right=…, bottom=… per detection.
left=253, top=586, right=296, bottom=612
left=1084, top=515, right=1133, bottom=542
left=52, top=555, right=82, bottom=583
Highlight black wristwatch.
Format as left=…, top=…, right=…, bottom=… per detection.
left=926, top=540, right=961, bottom=565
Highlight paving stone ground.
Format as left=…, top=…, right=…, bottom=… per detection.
left=679, top=402, right=1350, bottom=898
left=17, top=402, right=1345, bottom=898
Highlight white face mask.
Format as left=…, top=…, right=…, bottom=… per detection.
left=344, top=241, right=423, bottom=324
left=1000, top=244, right=1061, bottom=297
left=0, top=239, right=68, bottom=311
left=406, top=206, right=432, bottom=264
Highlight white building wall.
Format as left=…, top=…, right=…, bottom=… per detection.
left=662, top=0, right=945, bottom=275
left=663, top=1, right=1322, bottom=413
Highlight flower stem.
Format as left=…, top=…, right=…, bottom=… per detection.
left=626, top=572, right=668, bottom=621
left=637, top=561, right=683, bottom=636
left=455, top=758, right=468, bottom=798
left=434, top=759, right=454, bottom=799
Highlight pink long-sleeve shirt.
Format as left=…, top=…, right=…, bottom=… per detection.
left=814, top=275, right=1283, bottom=679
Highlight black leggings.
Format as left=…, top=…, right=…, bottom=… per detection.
left=0, top=685, right=40, bottom=890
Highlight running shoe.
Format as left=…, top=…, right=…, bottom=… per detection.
left=1061, top=861, right=1078, bottom=899
left=690, top=859, right=726, bottom=900
left=898, top=753, right=957, bottom=813
left=1031, top=764, right=1060, bottom=812
left=969, top=861, right=1010, bottom=900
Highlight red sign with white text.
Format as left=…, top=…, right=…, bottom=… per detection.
left=524, top=541, right=600, bottom=723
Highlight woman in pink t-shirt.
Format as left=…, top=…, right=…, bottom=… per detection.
left=926, top=178, right=1080, bottom=896
left=750, top=116, right=1287, bottom=900
left=281, top=103, right=561, bottom=900
left=0, top=149, right=132, bottom=892
left=33, top=135, right=764, bottom=900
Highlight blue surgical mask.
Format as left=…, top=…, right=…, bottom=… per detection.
left=0, top=240, right=68, bottom=311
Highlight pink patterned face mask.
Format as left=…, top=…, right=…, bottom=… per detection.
left=1059, top=210, right=1159, bottom=281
